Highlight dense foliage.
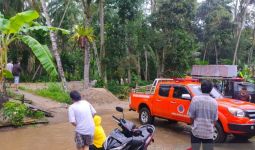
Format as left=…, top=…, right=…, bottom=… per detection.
left=1, top=0, right=255, bottom=87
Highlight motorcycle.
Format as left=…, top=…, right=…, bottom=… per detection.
left=103, top=107, right=155, bottom=150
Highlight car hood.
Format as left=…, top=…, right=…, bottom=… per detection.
left=217, top=98, right=255, bottom=110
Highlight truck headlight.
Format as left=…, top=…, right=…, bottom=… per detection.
left=228, top=107, right=245, bottom=117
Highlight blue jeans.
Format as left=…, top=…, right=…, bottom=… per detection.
left=191, top=133, right=214, bottom=150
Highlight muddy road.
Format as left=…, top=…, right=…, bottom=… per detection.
left=1, top=100, right=255, bottom=150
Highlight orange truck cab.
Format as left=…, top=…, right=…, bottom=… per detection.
left=129, top=78, right=255, bottom=143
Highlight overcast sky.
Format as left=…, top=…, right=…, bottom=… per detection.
left=197, top=0, right=205, bottom=3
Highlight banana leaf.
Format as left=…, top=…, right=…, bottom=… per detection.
left=0, top=18, right=9, bottom=33
left=3, top=69, right=13, bottom=79
left=7, top=10, right=39, bottom=33
left=19, top=35, right=58, bottom=77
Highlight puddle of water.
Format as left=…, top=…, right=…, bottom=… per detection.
left=0, top=123, right=75, bottom=150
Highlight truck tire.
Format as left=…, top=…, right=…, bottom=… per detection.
left=139, top=107, right=154, bottom=125
left=213, top=122, right=226, bottom=143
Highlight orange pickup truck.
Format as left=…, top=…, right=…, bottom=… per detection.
left=129, top=78, right=255, bottom=143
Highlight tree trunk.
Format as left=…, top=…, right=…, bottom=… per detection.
left=234, top=0, right=239, bottom=22
left=144, top=49, right=148, bottom=81
left=92, top=42, right=102, bottom=78
left=214, top=44, right=219, bottom=65
left=233, top=0, right=251, bottom=65
left=137, top=55, right=141, bottom=79
left=126, top=47, right=131, bottom=84
left=40, top=0, right=68, bottom=91
left=203, top=43, right=207, bottom=62
left=151, top=0, right=156, bottom=13
left=58, top=0, right=71, bottom=28
left=124, top=23, right=131, bottom=84
left=32, top=65, right=41, bottom=81
left=248, top=23, right=255, bottom=64
left=99, top=0, right=106, bottom=83
left=161, top=48, right=165, bottom=76
left=81, top=0, right=93, bottom=88
left=84, top=42, right=90, bottom=89
left=154, top=49, right=160, bottom=77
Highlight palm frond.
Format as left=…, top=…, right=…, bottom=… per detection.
left=73, top=25, right=95, bottom=43
left=26, top=25, right=70, bottom=34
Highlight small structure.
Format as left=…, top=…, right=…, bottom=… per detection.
left=191, top=65, right=238, bottom=78
left=191, top=65, right=255, bottom=103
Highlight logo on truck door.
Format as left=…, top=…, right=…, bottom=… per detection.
left=177, top=104, right=185, bottom=113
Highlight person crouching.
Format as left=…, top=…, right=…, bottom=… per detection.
left=90, top=115, right=106, bottom=150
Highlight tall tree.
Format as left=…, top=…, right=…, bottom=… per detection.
left=233, top=0, right=252, bottom=64
left=196, top=0, right=233, bottom=64
left=99, top=0, right=106, bottom=83
left=152, top=0, right=198, bottom=77
left=80, top=0, right=92, bottom=89
left=40, top=0, right=68, bottom=91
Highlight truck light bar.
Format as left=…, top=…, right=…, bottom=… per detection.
left=174, top=78, right=199, bottom=82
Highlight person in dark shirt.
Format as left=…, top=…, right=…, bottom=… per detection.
left=237, top=86, right=250, bottom=102
left=12, top=61, right=21, bottom=91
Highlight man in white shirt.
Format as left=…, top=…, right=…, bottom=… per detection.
left=6, top=60, right=13, bottom=72
left=68, top=90, right=96, bottom=150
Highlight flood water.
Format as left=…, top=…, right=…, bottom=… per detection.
left=0, top=123, right=75, bottom=150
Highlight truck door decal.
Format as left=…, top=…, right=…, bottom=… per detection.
left=177, top=104, right=185, bottom=113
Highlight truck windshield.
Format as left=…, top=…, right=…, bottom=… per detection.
left=188, top=85, right=223, bottom=99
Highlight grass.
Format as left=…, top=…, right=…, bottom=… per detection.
left=19, top=83, right=71, bottom=104
left=34, top=83, right=71, bottom=104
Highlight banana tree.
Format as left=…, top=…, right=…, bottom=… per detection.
left=0, top=10, right=59, bottom=94
left=72, top=25, right=95, bottom=89
left=239, top=65, right=254, bottom=83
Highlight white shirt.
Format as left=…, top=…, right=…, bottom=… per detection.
left=6, top=63, right=13, bottom=72
left=68, top=100, right=96, bottom=135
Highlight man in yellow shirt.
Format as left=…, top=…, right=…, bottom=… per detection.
left=90, top=115, right=106, bottom=150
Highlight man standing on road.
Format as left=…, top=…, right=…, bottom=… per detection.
left=188, top=80, right=218, bottom=150
left=68, top=90, right=96, bottom=150
left=12, top=61, right=21, bottom=91
left=6, top=60, right=13, bottom=72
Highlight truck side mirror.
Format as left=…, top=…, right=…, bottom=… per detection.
left=181, top=94, right=191, bottom=100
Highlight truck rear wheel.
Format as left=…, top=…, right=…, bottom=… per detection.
left=213, top=122, right=226, bottom=143
left=139, top=107, right=154, bottom=125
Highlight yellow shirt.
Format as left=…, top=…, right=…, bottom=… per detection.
left=93, top=115, right=106, bottom=148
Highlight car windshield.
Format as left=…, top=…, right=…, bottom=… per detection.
left=188, top=85, right=223, bottom=99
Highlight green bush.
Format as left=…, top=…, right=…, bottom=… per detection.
left=95, top=78, right=105, bottom=88
left=26, top=109, right=45, bottom=119
left=18, top=86, right=28, bottom=91
left=107, top=81, right=130, bottom=99
left=35, top=83, right=71, bottom=104
left=2, top=102, right=28, bottom=126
